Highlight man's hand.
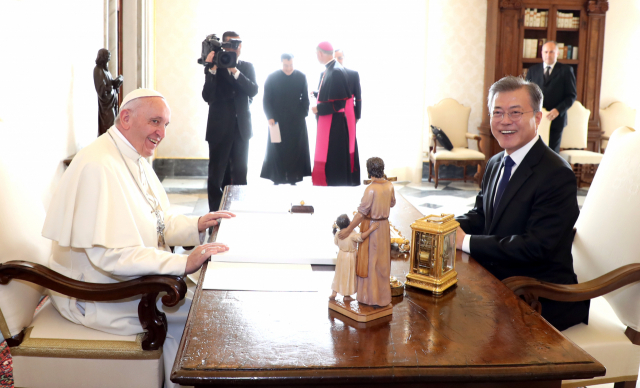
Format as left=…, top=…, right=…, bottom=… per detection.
left=546, top=108, right=560, bottom=121
left=205, top=51, right=216, bottom=63
left=311, top=106, right=318, bottom=114
left=228, top=67, right=238, bottom=75
left=268, top=119, right=275, bottom=126
left=369, top=222, right=380, bottom=231
left=185, top=242, right=229, bottom=274
left=198, top=210, right=236, bottom=232
left=456, top=226, right=466, bottom=250
left=337, top=227, right=351, bottom=240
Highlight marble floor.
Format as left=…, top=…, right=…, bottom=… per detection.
left=163, top=176, right=590, bottom=218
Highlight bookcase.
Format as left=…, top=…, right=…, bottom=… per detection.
left=478, top=0, right=609, bottom=159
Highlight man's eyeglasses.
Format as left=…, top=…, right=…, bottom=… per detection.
left=491, top=110, right=535, bottom=121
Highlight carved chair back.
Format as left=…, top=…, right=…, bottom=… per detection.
left=426, top=98, right=472, bottom=150
left=560, top=101, right=590, bottom=149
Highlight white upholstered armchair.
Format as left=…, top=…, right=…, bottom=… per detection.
left=559, top=101, right=604, bottom=187
left=504, top=126, right=640, bottom=388
left=425, top=98, right=485, bottom=188
left=599, top=101, right=637, bottom=152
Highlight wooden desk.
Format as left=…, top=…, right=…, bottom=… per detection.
left=172, top=186, right=604, bottom=387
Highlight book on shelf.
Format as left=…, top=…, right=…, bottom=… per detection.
left=522, top=38, right=547, bottom=59
left=572, top=46, right=579, bottom=60
left=557, top=43, right=565, bottom=59
left=525, top=8, right=548, bottom=27
left=566, top=45, right=572, bottom=60
left=557, top=11, right=579, bottom=29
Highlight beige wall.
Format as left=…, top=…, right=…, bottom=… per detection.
left=0, top=0, right=104, bottom=211
left=425, top=0, right=487, bottom=150
left=601, top=0, right=640, bottom=128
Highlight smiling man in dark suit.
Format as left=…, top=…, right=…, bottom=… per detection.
left=203, top=31, right=258, bottom=211
left=455, top=76, right=588, bottom=331
left=525, top=41, right=577, bottom=153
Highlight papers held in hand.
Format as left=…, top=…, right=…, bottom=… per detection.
left=269, top=121, right=281, bottom=143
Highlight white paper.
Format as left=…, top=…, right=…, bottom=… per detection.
left=269, top=122, right=281, bottom=143
left=214, top=212, right=339, bottom=265
left=202, top=262, right=320, bottom=291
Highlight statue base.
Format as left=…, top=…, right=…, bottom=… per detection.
left=328, top=298, right=392, bottom=322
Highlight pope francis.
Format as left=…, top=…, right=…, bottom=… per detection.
left=42, top=89, right=231, bottom=388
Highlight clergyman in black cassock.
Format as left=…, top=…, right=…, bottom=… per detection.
left=260, top=57, right=311, bottom=184
left=312, top=42, right=360, bottom=186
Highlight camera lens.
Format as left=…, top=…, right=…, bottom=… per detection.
left=220, top=54, right=231, bottom=66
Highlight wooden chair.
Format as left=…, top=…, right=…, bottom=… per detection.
left=0, top=159, right=187, bottom=388
left=503, top=126, right=640, bottom=388
left=559, top=101, right=604, bottom=188
left=425, top=98, right=485, bottom=188
left=600, top=101, right=637, bottom=152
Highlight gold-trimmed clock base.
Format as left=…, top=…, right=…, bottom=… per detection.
left=328, top=299, right=393, bottom=322
left=405, top=271, right=458, bottom=297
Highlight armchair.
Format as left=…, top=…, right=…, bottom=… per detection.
left=425, top=98, right=485, bottom=188
left=503, top=126, right=640, bottom=388
left=559, top=101, right=604, bottom=187
left=599, top=101, right=637, bottom=152
left=0, top=156, right=187, bottom=388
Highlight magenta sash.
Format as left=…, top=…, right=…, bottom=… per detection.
left=312, top=97, right=357, bottom=186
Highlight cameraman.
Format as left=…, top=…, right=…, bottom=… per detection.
left=202, top=31, right=258, bottom=211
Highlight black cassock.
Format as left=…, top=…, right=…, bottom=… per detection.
left=314, top=60, right=360, bottom=186
left=260, top=69, right=311, bottom=184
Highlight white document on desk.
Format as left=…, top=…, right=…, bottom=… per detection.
left=214, top=212, right=340, bottom=265
left=202, top=262, right=320, bottom=291
left=269, top=122, right=281, bottom=143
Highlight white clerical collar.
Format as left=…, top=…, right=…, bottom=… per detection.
left=109, top=126, right=141, bottom=160
left=325, top=58, right=336, bottom=66
left=504, top=134, right=539, bottom=166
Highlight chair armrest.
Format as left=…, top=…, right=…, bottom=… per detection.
left=465, top=133, right=481, bottom=141
left=502, top=263, right=640, bottom=314
left=466, top=133, right=483, bottom=154
left=0, top=260, right=187, bottom=350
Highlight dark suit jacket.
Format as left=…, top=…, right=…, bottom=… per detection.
left=456, top=137, right=588, bottom=331
left=526, top=62, right=576, bottom=129
left=202, top=60, right=259, bottom=145
left=345, top=68, right=361, bottom=121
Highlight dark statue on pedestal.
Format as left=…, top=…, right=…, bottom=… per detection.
left=94, top=49, right=123, bottom=137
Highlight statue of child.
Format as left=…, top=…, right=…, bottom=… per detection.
left=330, top=214, right=379, bottom=301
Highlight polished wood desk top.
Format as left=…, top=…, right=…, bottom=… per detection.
left=172, top=185, right=604, bottom=387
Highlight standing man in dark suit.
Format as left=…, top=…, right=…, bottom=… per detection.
left=525, top=41, right=577, bottom=153
left=202, top=31, right=258, bottom=211
left=334, top=49, right=362, bottom=122
left=455, top=76, right=588, bottom=331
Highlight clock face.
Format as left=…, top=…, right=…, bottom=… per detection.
left=416, top=232, right=435, bottom=276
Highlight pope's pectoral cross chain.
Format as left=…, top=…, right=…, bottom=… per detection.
left=154, top=208, right=166, bottom=247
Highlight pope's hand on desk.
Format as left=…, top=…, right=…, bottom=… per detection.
left=186, top=242, right=229, bottom=274
left=456, top=226, right=466, bottom=250
left=198, top=211, right=236, bottom=232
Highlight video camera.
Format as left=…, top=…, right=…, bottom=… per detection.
left=197, top=34, right=241, bottom=68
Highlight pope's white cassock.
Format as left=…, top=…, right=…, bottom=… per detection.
left=42, top=124, right=202, bottom=388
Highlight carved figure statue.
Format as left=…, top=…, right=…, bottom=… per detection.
left=94, top=48, right=123, bottom=136
left=331, top=214, right=378, bottom=301
left=338, top=157, right=396, bottom=307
